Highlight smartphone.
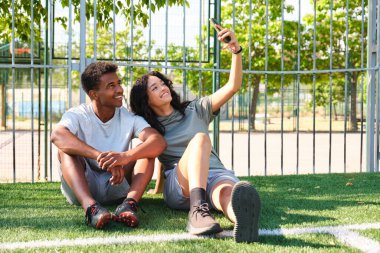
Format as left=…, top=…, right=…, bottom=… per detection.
left=210, top=18, right=231, bottom=43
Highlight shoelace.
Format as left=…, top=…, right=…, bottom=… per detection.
left=127, top=201, right=138, bottom=212
left=192, top=203, right=211, bottom=218
left=120, top=198, right=146, bottom=213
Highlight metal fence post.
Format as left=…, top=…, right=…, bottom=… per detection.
left=366, top=0, right=377, bottom=172
left=212, top=0, right=221, bottom=154
left=79, top=0, right=87, bottom=104
left=376, top=0, right=380, bottom=172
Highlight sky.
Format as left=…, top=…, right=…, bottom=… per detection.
left=136, top=0, right=314, bottom=48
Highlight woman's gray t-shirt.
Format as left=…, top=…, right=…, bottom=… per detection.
left=157, top=96, right=225, bottom=172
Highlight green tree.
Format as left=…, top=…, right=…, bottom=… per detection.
left=171, top=1, right=299, bottom=130
left=302, top=0, right=367, bottom=131
left=0, top=0, right=186, bottom=111
left=1, top=0, right=186, bottom=44
left=169, top=0, right=297, bottom=129
left=167, top=36, right=212, bottom=98
left=226, top=1, right=303, bottom=130
left=0, top=1, right=46, bottom=43
left=52, top=23, right=160, bottom=92
left=58, top=0, right=188, bottom=28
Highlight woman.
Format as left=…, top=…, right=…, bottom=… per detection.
left=130, top=26, right=261, bottom=242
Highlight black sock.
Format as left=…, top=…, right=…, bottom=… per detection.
left=190, top=187, right=206, bottom=209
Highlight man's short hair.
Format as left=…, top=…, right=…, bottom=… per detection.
left=81, top=62, right=118, bottom=94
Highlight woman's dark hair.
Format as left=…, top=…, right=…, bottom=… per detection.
left=81, top=62, right=118, bottom=94
left=130, top=71, right=190, bottom=135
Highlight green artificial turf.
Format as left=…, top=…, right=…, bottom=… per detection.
left=0, top=173, right=379, bottom=252
left=10, top=234, right=360, bottom=253
left=360, top=229, right=380, bottom=242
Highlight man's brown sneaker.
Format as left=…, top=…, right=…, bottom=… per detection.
left=85, top=202, right=112, bottom=229
left=114, top=198, right=140, bottom=227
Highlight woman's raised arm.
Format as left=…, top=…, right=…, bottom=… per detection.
left=210, top=27, right=243, bottom=113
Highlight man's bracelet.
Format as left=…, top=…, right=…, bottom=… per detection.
left=232, top=46, right=243, bottom=54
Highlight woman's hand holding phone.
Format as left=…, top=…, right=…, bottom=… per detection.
left=210, top=18, right=231, bottom=43
left=210, top=18, right=242, bottom=54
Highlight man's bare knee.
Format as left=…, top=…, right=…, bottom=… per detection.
left=59, top=150, right=86, bottom=171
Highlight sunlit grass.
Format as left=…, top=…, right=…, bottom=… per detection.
left=0, top=173, right=379, bottom=252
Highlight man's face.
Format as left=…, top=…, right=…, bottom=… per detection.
left=91, top=72, right=124, bottom=108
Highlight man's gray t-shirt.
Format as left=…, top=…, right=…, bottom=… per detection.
left=157, top=96, right=225, bottom=172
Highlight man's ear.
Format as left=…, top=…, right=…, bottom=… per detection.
left=88, top=89, right=98, bottom=100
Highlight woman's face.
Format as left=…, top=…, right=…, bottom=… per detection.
left=147, top=75, right=172, bottom=108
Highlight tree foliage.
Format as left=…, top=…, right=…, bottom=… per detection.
left=176, top=0, right=367, bottom=131
left=0, top=1, right=46, bottom=43
left=0, top=0, right=186, bottom=44
left=58, top=0, right=188, bottom=28
left=2, top=0, right=368, bottom=132
left=302, top=0, right=368, bottom=130
left=175, top=0, right=299, bottom=129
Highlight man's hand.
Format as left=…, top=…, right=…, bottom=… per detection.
left=97, top=151, right=132, bottom=170
left=108, top=165, right=125, bottom=185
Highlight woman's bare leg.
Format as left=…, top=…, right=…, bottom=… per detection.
left=174, top=133, right=222, bottom=235
left=176, top=133, right=212, bottom=197
left=211, top=180, right=236, bottom=222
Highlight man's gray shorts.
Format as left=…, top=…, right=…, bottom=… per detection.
left=59, top=158, right=130, bottom=206
left=163, top=167, right=239, bottom=210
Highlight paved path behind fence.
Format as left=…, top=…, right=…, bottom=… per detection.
left=0, top=132, right=366, bottom=183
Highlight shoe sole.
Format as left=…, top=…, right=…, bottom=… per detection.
left=187, top=222, right=223, bottom=235
left=231, top=181, right=261, bottom=243
left=116, top=211, right=139, bottom=227
left=95, top=212, right=112, bottom=229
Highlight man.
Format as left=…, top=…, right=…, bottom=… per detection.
left=51, top=62, right=166, bottom=229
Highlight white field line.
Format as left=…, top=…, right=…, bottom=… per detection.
left=1, top=222, right=380, bottom=251
left=331, top=230, right=380, bottom=253
left=0, top=233, right=203, bottom=251
left=217, top=223, right=380, bottom=253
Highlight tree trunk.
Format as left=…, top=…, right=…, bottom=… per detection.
left=250, top=75, right=261, bottom=130
left=350, top=73, right=358, bottom=131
